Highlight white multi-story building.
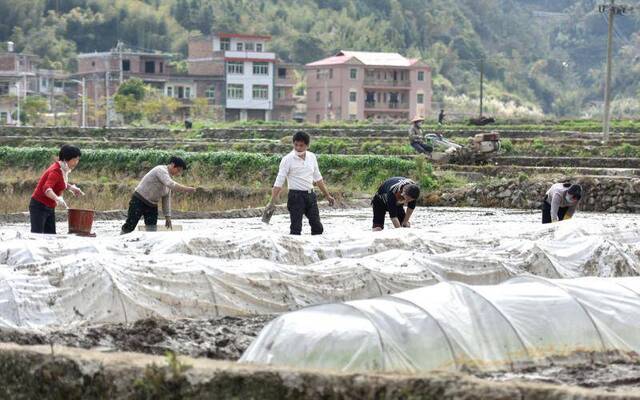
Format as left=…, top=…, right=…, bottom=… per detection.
left=212, top=33, right=276, bottom=121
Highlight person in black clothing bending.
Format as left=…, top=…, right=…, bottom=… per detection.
left=371, top=177, right=420, bottom=231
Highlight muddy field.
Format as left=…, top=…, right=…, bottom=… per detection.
left=2, top=315, right=640, bottom=394
left=3, top=207, right=640, bottom=395
left=0, top=316, right=272, bottom=361
left=480, top=362, right=640, bottom=394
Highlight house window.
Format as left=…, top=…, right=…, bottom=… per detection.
left=237, top=42, right=244, bottom=51
left=245, top=42, right=254, bottom=51
left=329, top=68, right=333, bottom=79
left=252, top=84, right=269, bottom=100
left=256, top=43, right=263, bottom=52
left=350, top=68, right=357, bottom=79
left=122, top=59, right=130, bottom=71
left=159, top=62, right=164, bottom=73
left=349, top=114, right=356, bottom=120
left=349, top=91, right=357, bottom=102
left=316, top=114, right=320, bottom=123
left=316, top=69, right=321, bottom=79
left=417, top=71, right=425, bottom=81
left=145, top=61, right=155, bottom=73
left=417, top=93, right=424, bottom=104
left=278, top=67, right=287, bottom=79
left=177, top=86, right=185, bottom=99
left=227, top=84, right=244, bottom=99
left=315, top=91, right=320, bottom=102
left=185, top=87, right=191, bottom=98
left=328, top=91, right=333, bottom=102
left=91, top=61, right=95, bottom=67
left=167, top=86, right=173, bottom=97
left=0, top=82, right=8, bottom=95
left=253, top=62, right=269, bottom=75
left=276, top=87, right=286, bottom=99
left=227, top=61, right=244, bottom=74
left=220, top=38, right=231, bottom=51
left=205, top=86, right=216, bottom=100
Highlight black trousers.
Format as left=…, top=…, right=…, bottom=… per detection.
left=29, top=198, right=56, bottom=234
left=542, top=198, right=568, bottom=224
left=287, top=190, right=323, bottom=235
left=372, top=195, right=405, bottom=229
left=411, top=140, right=433, bottom=154
left=121, top=194, right=159, bottom=234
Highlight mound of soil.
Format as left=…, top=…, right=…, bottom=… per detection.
left=0, top=315, right=273, bottom=361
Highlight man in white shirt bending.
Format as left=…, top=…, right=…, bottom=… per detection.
left=270, top=131, right=335, bottom=235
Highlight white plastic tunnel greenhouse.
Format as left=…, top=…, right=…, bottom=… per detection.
left=240, top=276, right=640, bottom=373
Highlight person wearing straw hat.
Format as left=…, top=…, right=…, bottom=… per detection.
left=30, top=144, right=84, bottom=234
left=408, top=116, right=432, bottom=154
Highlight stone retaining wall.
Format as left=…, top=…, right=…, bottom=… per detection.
left=431, top=177, right=640, bottom=213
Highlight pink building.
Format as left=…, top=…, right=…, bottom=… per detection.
left=305, top=51, right=432, bottom=123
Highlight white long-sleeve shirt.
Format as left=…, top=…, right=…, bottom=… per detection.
left=273, top=151, right=323, bottom=191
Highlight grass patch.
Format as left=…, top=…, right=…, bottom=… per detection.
left=0, top=147, right=439, bottom=207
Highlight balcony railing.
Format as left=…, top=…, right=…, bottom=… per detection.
left=275, top=76, right=296, bottom=86
left=363, top=78, right=411, bottom=87
left=365, top=101, right=409, bottom=110
left=224, top=50, right=276, bottom=60
left=275, top=97, right=296, bottom=106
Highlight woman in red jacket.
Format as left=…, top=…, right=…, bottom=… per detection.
left=30, top=145, right=84, bottom=234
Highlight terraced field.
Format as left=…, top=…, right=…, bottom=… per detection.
left=2, top=124, right=640, bottom=214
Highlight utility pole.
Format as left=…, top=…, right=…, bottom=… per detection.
left=117, top=41, right=124, bottom=84
left=599, top=0, right=632, bottom=143
left=81, top=77, right=86, bottom=128
left=15, top=81, right=20, bottom=127
left=105, top=70, right=110, bottom=128
left=479, top=58, right=484, bottom=118
left=93, top=75, right=98, bottom=127
left=51, top=78, right=57, bottom=126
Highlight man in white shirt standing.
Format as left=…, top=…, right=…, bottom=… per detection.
left=270, top=131, right=335, bottom=235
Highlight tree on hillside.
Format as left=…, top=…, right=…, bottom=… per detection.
left=114, top=78, right=146, bottom=123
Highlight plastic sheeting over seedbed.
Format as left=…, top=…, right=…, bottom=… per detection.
left=1, top=210, right=640, bottom=331
left=240, top=276, right=640, bottom=373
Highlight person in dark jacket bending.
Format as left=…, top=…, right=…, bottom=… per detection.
left=371, top=177, right=420, bottom=231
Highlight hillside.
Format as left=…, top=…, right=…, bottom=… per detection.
left=1, top=0, right=639, bottom=118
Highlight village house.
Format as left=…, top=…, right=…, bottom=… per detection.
left=305, top=51, right=432, bottom=123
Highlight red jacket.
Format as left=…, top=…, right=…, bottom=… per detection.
left=32, top=162, right=66, bottom=208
